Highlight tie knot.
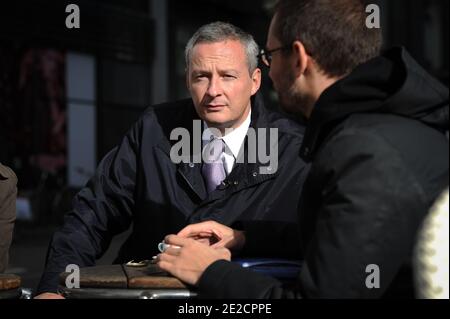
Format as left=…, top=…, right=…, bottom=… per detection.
left=203, top=138, right=225, bottom=163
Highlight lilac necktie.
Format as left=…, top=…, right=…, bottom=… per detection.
left=202, top=138, right=226, bottom=193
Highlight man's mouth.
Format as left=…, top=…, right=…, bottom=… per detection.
left=204, top=104, right=226, bottom=110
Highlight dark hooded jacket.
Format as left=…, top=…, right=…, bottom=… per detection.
left=37, top=94, right=309, bottom=294
left=197, top=47, right=449, bottom=298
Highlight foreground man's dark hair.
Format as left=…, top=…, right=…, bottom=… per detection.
left=274, top=0, right=383, bottom=77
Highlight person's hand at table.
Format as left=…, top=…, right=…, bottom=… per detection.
left=177, top=221, right=246, bottom=253
left=34, top=292, right=65, bottom=299
left=157, top=235, right=231, bottom=286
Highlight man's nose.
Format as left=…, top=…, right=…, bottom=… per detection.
left=206, top=77, right=223, bottom=96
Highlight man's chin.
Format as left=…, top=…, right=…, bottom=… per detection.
left=202, top=114, right=232, bottom=130
left=278, top=95, right=309, bottom=118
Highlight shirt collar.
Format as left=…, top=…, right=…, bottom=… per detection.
left=203, top=109, right=251, bottom=159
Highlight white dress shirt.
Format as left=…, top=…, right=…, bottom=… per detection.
left=202, top=110, right=251, bottom=175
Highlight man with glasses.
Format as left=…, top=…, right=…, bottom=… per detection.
left=259, top=45, right=292, bottom=68
left=158, top=0, right=449, bottom=298
left=35, top=21, right=309, bottom=298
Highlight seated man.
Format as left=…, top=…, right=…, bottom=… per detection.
left=157, top=0, right=449, bottom=298
left=35, top=22, right=309, bottom=298
left=0, top=163, right=17, bottom=273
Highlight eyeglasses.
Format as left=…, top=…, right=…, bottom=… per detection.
left=258, top=44, right=292, bottom=67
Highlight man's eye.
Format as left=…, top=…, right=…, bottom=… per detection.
left=223, top=75, right=236, bottom=79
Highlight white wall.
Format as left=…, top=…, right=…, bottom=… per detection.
left=66, top=52, right=97, bottom=187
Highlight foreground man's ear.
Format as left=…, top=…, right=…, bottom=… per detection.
left=292, top=40, right=309, bottom=78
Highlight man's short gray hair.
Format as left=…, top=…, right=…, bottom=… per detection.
left=185, top=22, right=259, bottom=74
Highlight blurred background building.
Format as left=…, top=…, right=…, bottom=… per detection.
left=0, top=0, right=448, bottom=291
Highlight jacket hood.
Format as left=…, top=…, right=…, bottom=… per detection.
left=301, top=47, right=449, bottom=161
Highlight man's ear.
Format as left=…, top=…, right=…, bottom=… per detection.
left=250, top=68, right=262, bottom=96
left=292, top=41, right=309, bottom=78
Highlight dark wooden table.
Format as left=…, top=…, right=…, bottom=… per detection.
left=59, top=262, right=196, bottom=299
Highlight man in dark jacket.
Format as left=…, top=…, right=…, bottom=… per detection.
left=158, top=0, right=449, bottom=298
left=0, top=163, right=17, bottom=273
left=35, top=22, right=308, bottom=298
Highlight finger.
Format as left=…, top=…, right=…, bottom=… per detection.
left=211, top=239, right=228, bottom=249
left=177, top=225, right=205, bottom=238
left=164, top=235, right=193, bottom=247
left=177, top=221, right=217, bottom=237
left=164, top=245, right=182, bottom=256
left=161, top=234, right=177, bottom=246
left=182, top=227, right=223, bottom=243
left=157, top=252, right=176, bottom=263
left=197, top=232, right=215, bottom=238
